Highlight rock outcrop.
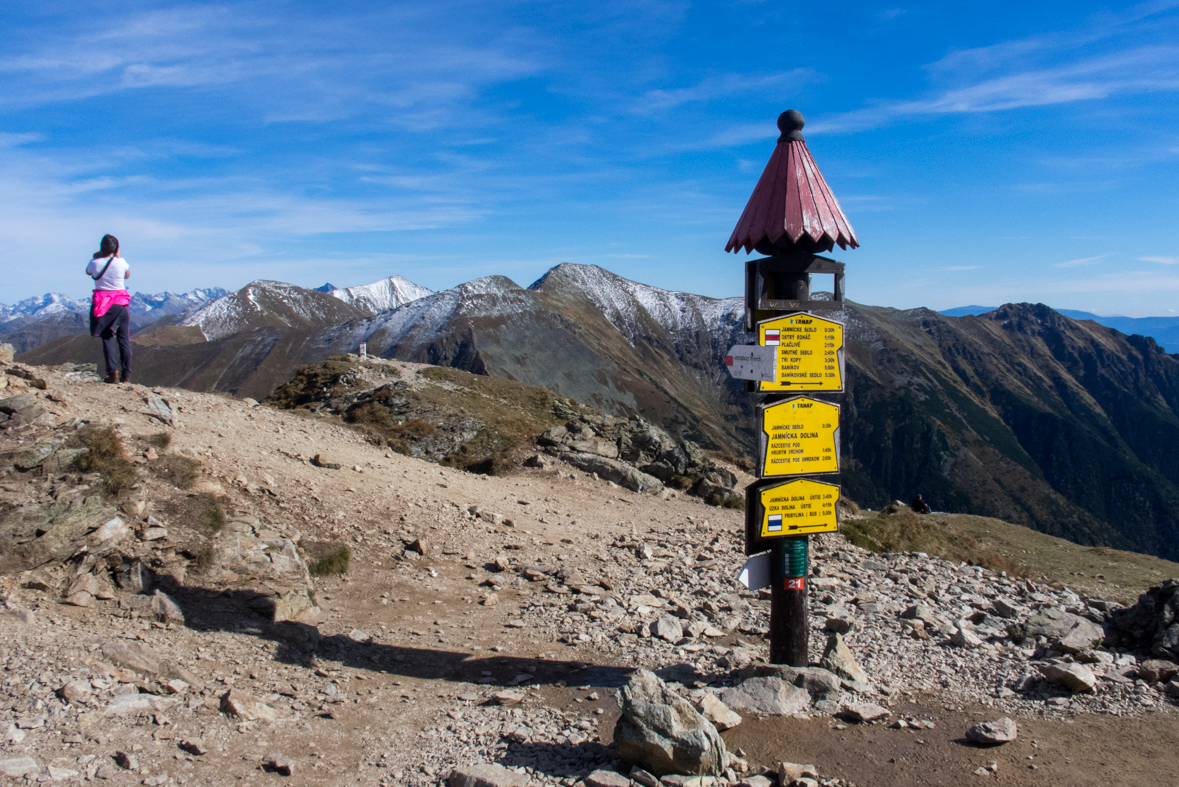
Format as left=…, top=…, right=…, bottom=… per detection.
left=613, top=670, right=727, bottom=777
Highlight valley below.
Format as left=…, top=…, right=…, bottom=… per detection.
left=3, top=359, right=1179, bottom=786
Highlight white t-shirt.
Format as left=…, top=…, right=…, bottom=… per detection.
left=85, top=256, right=129, bottom=291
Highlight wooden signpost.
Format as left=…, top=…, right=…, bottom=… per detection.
left=723, top=110, right=858, bottom=667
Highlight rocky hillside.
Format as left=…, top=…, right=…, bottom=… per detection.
left=17, top=264, right=1179, bottom=561
left=3, top=361, right=1179, bottom=787
left=264, top=355, right=743, bottom=506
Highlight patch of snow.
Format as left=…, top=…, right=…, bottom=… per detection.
left=329, top=276, right=433, bottom=315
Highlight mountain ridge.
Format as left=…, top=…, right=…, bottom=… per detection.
left=17, top=264, right=1179, bottom=560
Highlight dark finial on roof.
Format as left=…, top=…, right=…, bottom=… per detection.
left=777, top=110, right=805, bottom=142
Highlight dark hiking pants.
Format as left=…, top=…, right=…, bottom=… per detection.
left=91, top=304, right=132, bottom=380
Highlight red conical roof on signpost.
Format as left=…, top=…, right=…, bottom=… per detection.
left=726, top=110, right=858, bottom=256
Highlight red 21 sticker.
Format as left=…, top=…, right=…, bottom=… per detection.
left=785, top=578, right=805, bottom=591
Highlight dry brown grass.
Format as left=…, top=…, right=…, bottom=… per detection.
left=73, top=425, right=137, bottom=495
left=153, top=455, right=202, bottom=489
left=841, top=510, right=1028, bottom=577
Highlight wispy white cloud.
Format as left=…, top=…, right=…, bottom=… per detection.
left=636, top=70, right=814, bottom=113
left=1055, top=255, right=1106, bottom=268
left=1140, top=255, right=1179, bottom=264
left=805, top=0, right=1179, bottom=137
left=811, top=48, right=1179, bottom=134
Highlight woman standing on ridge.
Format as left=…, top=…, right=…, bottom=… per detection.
left=85, top=234, right=132, bottom=384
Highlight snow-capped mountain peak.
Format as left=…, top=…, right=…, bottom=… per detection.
left=328, top=276, right=433, bottom=316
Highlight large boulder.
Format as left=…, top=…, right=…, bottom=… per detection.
left=613, top=669, right=727, bottom=777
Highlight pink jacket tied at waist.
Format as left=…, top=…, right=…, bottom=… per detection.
left=91, top=289, right=131, bottom=318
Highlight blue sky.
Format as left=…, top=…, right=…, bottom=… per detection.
left=1, top=1, right=1177, bottom=316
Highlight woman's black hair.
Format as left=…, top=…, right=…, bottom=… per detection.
left=95, top=234, right=119, bottom=259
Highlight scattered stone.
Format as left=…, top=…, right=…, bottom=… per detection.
left=104, top=693, right=177, bottom=717
left=0, top=758, right=39, bottom=778
left=950, top=626, right=984, bottom=649
left=838, top=702, right=890, bottom=723
left=778, top=762, right=820, bottom=782
left=629, top=767, right=661, bottom=787
left=1137, top=659, right=1179, bottom=683
left=103, top=640, right=163, bottom=675
left=179, top=739, right=208, bottom=756
left=1012, top=608, right=1081, bottom=642
left=653, top=615, right=684, bottom=643
left=144, top=775, right=171, bottom=786
left=311, top=453, right=341, bottom=470
left=447, top=763, right=529, bottom=787
left=720, top=677, right=809, bottom=716
left=493, top=690, right=525, bottom=706
left=219, top=689, right=278, bottom=721
left=737, top=777, right=773, bottom=787
left=820, top=633, right=870, bottom=685
left=659, top=776, right=715, bottom=787
left=696, top=694, right=742, bottom=730
left=264, top=753, right=294, bottom=776
left=1038, top=662, right=1097, bottom=693
left=1055, top=617, right=1105, bottom=654
left=991, top=597, right=1020, bottom=619
left=584, top=769, right=632, bottom=787
left=613, top=669, right=727, bottom=777
left=58, top=680, right=91, bottom=704
left=114, top=751, right=139, bottom=770
left=966, top=717, right=1018, bottom=745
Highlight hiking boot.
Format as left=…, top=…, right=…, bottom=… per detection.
left=104, top=372, right=119, bottom=384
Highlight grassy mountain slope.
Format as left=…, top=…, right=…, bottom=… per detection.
left=842, top=302, right=1179, bottom=558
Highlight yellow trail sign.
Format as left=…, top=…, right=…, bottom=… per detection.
left=757, top=312, right=844, bottom=392
left=756, top=479, right=840, bottom=537
left=758, top=396, right=840, bottom=477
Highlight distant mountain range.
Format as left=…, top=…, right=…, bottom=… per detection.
left=17, top=266, right=1179, bottom=561
left=0, top=288, right=229, bottom=353
left=941, top=305, right=1179, bottom=354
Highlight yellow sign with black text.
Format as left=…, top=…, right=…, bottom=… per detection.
left=757, top=313, right=844, bottom=392
left=758, top=396, right=840, bottom=477
left=757, top=478, right=840, bottom=536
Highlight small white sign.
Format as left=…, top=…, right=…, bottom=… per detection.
left=724, top=345, right=777, bottom=382
left=738, top=552, right=772, bottom=591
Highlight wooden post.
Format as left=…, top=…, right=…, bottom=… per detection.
left=770, top=536, right=809, bottom=665
left=727, top=108, right=857, bottom=672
